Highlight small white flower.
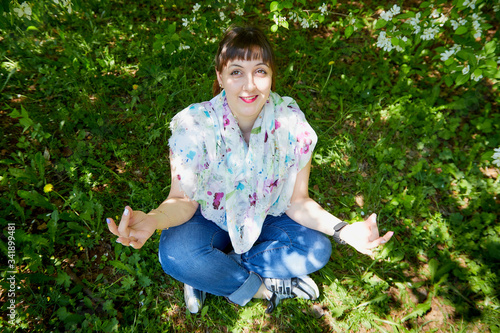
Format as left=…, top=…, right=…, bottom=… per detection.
left=235, top=6, right=244, bottom=16
left=451, top=17, right=467, bottom=30
left=408, top=13, right=421, bottom=34
left=376, top=31, right=394, bottom=52
left=13, top=2, right=32, bottom=19
left=430, top=9, right=439, bottom=18
left=380, top=10, right=393, bottom=21
left=178, top=44, right=190, bottom=51
left=421, top=26, right=440, bottom=40
left=493, top=148, right=500, bottom=167
left=219, top=11, right=226, bottom=21
left=192, top=3, right=201, bottom=13
left=463, top=0, right=476, bottom=10
left=450, top=44, right=462, bottom=54
left=319, top=3, right=328, bottom=15
left=300, top=17, right=310, bottom=29
left=390, top=4, right=401, bottom=16
left=182, top=18, right=189, bottom=27
left=462, top=65, right=470, bottom=75
left=440, top=49, right=454, bottom=62
left=433, top=13, right=448, bottom=26
left=471, top=72, right=482, bottom=81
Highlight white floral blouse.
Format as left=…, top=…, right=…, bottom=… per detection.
left=169, top=91, right=317, bottom=253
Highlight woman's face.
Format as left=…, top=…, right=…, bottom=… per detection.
left=217, top=58, right=272, bottom=125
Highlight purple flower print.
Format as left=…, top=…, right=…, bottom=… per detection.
left=223, top=114, right=230, bottom=128
left=297, top=130, right=312, bottom=154
left=249, top=192, right=257, bottom=206
left=213, top=192, right=224, bottom=210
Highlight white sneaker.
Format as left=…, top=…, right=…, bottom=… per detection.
left=184, top=284, right=206, bottom=314
left=263, top=275, right=319, bottom=313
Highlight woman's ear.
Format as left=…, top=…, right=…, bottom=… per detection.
left=216, top=69, right=222, bottom=87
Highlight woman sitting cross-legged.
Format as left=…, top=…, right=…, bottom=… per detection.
left=107, top=25, right=394, bottom=314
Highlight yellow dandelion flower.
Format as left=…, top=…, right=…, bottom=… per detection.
left=328, top=61, right=335, bottom=66
left=132, top=84, right=139, bottom=90
left=43, top=184, right=54, bottom=193
left=47, top=297, right=51, bottom=302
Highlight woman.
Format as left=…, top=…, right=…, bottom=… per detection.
left=107, top=26, right=393, bottom=314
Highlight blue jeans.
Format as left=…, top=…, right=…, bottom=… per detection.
left=158, top=209, right=332, bottom=306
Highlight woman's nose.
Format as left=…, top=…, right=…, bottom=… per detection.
left=244, top=74, right=255, bottom=91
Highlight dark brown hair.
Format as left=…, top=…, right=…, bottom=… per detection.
left=213, top=26, right=276, bottom=96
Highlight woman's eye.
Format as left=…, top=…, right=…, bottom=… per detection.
left=257, top=69, right=267, bottom=75
left=230, top=70, right=241, bottom=76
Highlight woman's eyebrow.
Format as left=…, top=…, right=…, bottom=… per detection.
left=228, top=62, right=269, bottom=68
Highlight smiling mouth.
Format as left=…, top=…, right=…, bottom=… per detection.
left=240, top=95, right=258, bottom=103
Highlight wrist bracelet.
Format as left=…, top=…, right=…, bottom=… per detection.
left=332, top=222, right=348, bottom=245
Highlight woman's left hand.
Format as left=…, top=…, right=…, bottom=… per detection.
left=339, top=213, right=394, bottom=256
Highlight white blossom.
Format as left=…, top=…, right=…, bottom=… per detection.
left=319, top=3, right=328, bottom=15
left=235, top=6, right=244, bottom=16
left=300, top=17, right=310, bottom=29
left=13, top=2, right=32, bottom=19
left=391, top=5, right=401, bottom=15
left=182, top=18, right=189, bottom=27
left=462, top=65, right=470, bottom=75
left=179, top=44, right=190, bottom=51
left=430, top=9, right=440, bottom=19
left=433, top=13, right=448, bottom=26
left=376, top=31, right=394, bottom=52
left=463, top=0, right=477, bottom=10
left=493, top=148, right=500, bottom=167
left=421, top=25, right=440, bottom=40
left=440, top=49, right=455, bottom=62
left=408, top=13, right=421, bottom=34
left=380, top=10, right=393, bottom=21
left=450, top=44, right=462, bottom=54
left=219, top=11, right=226, bottom=21
left=193, top=3, right=201, bottom=13
left=471, top=72, right=483, bottom=81
left=451, top=17, right=467, bottom=30
left=273, top=14, right=287, bottom=26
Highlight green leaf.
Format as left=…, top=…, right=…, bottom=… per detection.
left=402, top=300, right=432, bottom=321
left=271, top=24, right=278, bottom=32
left=455, top=73, right=469, bottom=86
left=345, top=25, right=354, bottom=38
left=17, top=190, right=54, bottom=210
left=270, top=1, right=279, bottom=12
left=455, top=26, right=468, bottom=35
left=391, top=37, right=400, bottom=47
left=110, top=260, right=135, bottom=275
left=121, top=275, right=136, bottom=289
left=375, top=19, right=387, bottom=29
left=138, top=274, right=152, bottom=288
left=55, top=271, right=72, bottom=288
left=484, top=41, right=497, bottom=55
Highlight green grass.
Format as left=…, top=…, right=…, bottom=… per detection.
left=1, top=0, right=499, bottom=332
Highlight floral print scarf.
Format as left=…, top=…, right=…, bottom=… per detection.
left=169, top=91, right=317, bottom=253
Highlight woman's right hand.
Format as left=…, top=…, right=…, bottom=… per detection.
left=106, top=206, right=158, bottom=249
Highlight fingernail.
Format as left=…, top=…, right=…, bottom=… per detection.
left=381, top=239, right=387, bottom=244
left=116, top=239, right=122, bottom=244
left=106, top=218, right=111, bottom=224
left=123, top=208, right=129, bottom=216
